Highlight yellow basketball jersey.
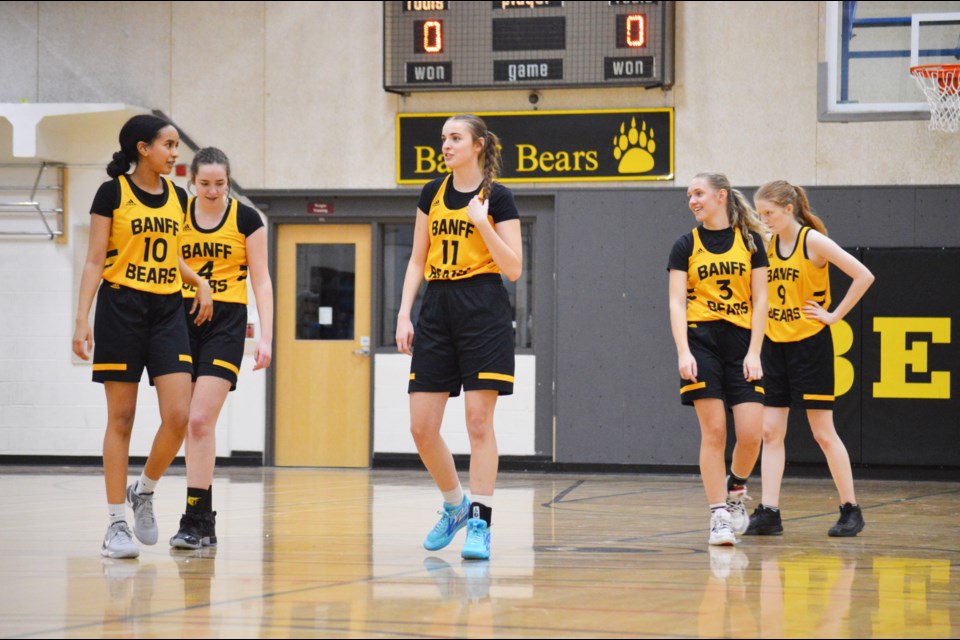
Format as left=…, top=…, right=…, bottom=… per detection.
left=685, top=227, right=754, bottom=329
left=424, top=176, right=502, bottom=281
left=180, top=198, right=250, bottom=304
left=101, top=175, right=183, bottom=294
left=766, top=226, right=831, bottom=342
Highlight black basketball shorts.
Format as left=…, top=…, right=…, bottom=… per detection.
left=680, top=321, right=765, bottom=407
left=409, top=274, right=515, bottom=397
left=92, top=281, right=193, bottom=384
left=761, top=327, right=835, bottom=410
left=185, top=300, right=247, bottom=391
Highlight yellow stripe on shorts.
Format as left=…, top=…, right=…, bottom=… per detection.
left=93, top=363, right=127, bottom=372
left=680, top=381, right=706, bottom=394
left=409, top=373, right=416, bottom=381
left=179, top=354, right=193, bottom=363
left=755, top=386, right=765, bottom=394
left=803, top=393, right=834, bottom=401
left=213, top=359, right=239, bottom=376
left=478, top=372, right=514, bottom=383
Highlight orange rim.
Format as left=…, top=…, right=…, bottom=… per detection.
left=911, top=64, right=960, bottom=93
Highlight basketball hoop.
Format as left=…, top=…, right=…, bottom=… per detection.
left=911, top=64, right=960, bottom=132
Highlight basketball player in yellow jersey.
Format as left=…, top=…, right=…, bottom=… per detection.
left=170, top=148, right=273, bottom=550
left=747, top=181, right=874, bottom=537
left=73, top=115, right=212, bottom=559
left=668, top=173, right=768, bottom=546
left=396, top=114, right=522, bottom=560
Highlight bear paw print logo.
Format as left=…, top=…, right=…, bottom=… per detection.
left=612, top=117, right=656, bottom=174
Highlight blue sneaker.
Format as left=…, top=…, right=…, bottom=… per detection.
left=423, top=496, right=470, bottom=551
left=461, top=518, right=491, bottom=560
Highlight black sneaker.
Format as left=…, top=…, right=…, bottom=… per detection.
left=744, top=504, right=783, bottom=536
left=828, top=503, right=864, bottom=537
left=198, top=511, right=218, bottom=547
left=169, top=511, right=218, bottom=549
left=170, top=513, right=203, bottom=549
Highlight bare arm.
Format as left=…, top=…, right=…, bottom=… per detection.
left=803, top=230, right=875, bottom=325
left=246, top=227, right=274, bottom=370
left=465, top=196, right=523, bottom=281
left=72, top=214, right=112, bottom=360
left=744, top=266, right=768, bottom=382
left=396, top=210, right=431, bottom=355
left=668, top=269, right=697, bottom=382
left=179, top=257, right=213, bottom=325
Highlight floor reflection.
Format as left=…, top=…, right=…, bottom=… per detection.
left=0, top=467, right=956, bottom=638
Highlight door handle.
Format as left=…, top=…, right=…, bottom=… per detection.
left=353, top=335, right=371, bottom=357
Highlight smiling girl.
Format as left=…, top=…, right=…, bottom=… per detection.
left=667, top=172, right=768, bottom=546
left=73, top=114, right=212, bottom=558
left=396, top=114, right=522, bottom=560
left=170, top=147, right=273, bottom=550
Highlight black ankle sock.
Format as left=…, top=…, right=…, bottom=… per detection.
left=470, top=501, right=492, bottom=526
left=727, top=472, right=748, bottom=491
left=186, top=487, right=211, bottom=515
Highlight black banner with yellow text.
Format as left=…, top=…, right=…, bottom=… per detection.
left=397, top=109, right=674, bottom=184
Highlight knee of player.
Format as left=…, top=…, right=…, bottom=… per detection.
left=188, top=412, right=217, bottom=439
left=409, top=420, right=440, bottom=443
left=762, top=425, right=786, bottom=446
left=106, top=412, right=136, bottom=436
left=464, top=411, right=494, bottom=440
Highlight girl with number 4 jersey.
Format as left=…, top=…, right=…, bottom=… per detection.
left=170, top=148, right=273, bottom=550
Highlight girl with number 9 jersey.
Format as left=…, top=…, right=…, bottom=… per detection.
left=748, top=180, right=874, bottom=538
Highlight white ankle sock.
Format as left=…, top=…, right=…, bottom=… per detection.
left=442, top=485, right=464, bottom=506
left=136, top=472, right=157, bottom=495
left=108, top=503, right=125, bottom=524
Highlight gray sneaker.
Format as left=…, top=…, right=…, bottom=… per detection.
left=101, top=521, right=140, bottom=559
left=126, top=483, right=158, bottom=545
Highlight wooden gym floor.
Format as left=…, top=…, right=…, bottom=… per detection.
left=0, top=466, right=957, bottom=638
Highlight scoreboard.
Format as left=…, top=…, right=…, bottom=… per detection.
left=383, top=1, right=675, bottom=92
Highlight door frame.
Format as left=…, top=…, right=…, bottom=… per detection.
left=252, top=190, right=556, bottom=466
left=264, top=217, right=380, bottom=467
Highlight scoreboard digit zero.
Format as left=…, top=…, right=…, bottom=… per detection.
left=384, top=1, right=675, bottom=92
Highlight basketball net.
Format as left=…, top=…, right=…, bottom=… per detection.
left=911, top=64, right=960, bottom=132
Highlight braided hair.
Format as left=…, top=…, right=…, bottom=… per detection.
left=446, top=114, right=501, bottom=203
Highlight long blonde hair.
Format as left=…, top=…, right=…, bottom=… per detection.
left=445, top=114, right=502, bottom=203
left=754, top=180, right=828, bottom=236
left=694, top=172, right=764, bottom=253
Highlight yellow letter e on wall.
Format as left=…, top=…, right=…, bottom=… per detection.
left=873, top=317, right=951, bottom=399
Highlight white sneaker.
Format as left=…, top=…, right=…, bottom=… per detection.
left=126, top=483, right=158, bottom=545
left=101, top=521, right=140, bottom=559
left=709, top=509, right=737, bottom=546
left=725, top=483, right=751, bottom=535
